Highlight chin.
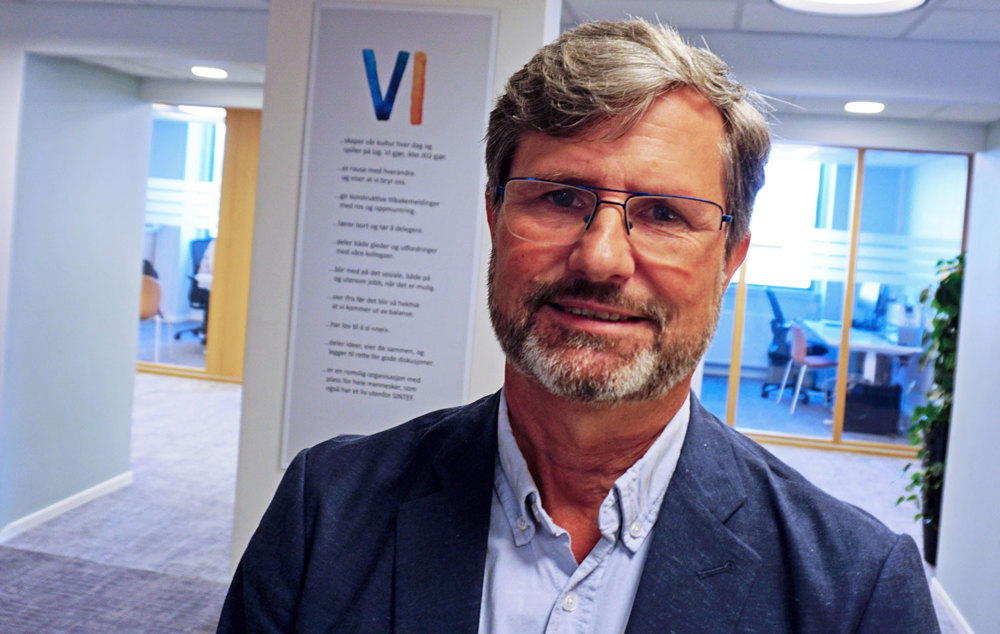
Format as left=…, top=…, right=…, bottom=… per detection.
left=515, top=331, right=692, bottom=405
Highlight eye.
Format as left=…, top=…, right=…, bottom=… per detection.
left=629, top=196, right=701, bottom=236
left=544, top=187, right=587, bottom=209
left=649, top=204, right=681, bottom=223
left=640, top=199, right=686, bottom=225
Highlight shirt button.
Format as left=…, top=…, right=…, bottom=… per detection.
left=561, top=592, right=578, bottom=612
left=629, top=522, right=642, bottom=538
left=516, top=516, right=529, bottom=531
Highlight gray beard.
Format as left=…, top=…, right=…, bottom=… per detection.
left=487, top=251, right=725, bottom=405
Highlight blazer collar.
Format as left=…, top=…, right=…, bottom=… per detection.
left=393, top=392, right=501, bottom=634
left=626, top=395, right=761, bottom=632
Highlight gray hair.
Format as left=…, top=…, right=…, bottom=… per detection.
left=485, top=19, right=771, bottom=254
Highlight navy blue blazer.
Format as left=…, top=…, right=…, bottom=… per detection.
left=218, top=392, right=939, bottom=632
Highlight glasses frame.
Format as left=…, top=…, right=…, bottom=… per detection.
left=495, top=177, right=733, bottom=238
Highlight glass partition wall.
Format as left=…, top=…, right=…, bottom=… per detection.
left=700, top=144, right=969, bottom=456
left=137, top=105, right=227, bottom=371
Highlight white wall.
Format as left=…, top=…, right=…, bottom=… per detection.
left=934, top=139, right=1000, bottom=632
left=0, top=45, right=24, bottom=394
left=908, top=156, right=968, bottom=242
left=231, top=0, right=561, bottom=567
left=0, top=56, right=151, bottom=529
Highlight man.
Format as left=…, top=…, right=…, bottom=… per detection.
left=219, top=19, right=938, bottom=632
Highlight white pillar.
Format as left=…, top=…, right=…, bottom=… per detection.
left=231, top=0, right=561, bottom=568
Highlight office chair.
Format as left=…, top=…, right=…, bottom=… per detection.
left=776, top=323, right=837, bottom=415
left=173, top=238, right=213, bottom=343
left=761, top=288, right=830, bottom=398
left=140, top=274, right=166, bottom=363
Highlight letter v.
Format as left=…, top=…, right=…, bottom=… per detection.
left=362, top=49, right=410, bottom=121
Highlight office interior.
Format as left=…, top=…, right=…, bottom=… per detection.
left=701, top=145, right=968, bottom=450
left=0, top=0, right=998, bottom=631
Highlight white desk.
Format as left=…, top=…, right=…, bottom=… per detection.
left=801, top=320, right=922, bottom=383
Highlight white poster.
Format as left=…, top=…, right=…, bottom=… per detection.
left=282, top=3, right=497, bottom=463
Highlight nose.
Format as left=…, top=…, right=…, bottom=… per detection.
left=566, top=201, right=636, bottom=282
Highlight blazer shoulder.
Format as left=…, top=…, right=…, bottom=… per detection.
left=685, top=400, right=931, bottom=629
left=296, top=391, right=500, bottom=501
left=689, top=397, right=897, bottom=541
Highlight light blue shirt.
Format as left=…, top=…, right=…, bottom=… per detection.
left=478, top=390, right=691, bottom=634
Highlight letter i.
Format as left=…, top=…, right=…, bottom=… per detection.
left=410, top=52, right=427, bottom=125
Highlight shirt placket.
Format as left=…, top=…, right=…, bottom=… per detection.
left=541, top=493, right=620, bottom=634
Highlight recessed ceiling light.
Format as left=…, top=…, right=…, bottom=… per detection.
left=844, top=101, right=885, bottom=114
left=190, top=66, right=228, bottom=79
left=772, top=0, right=926, bottom=16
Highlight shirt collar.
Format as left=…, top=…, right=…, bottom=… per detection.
left=494, top=388, right=691, bottom=553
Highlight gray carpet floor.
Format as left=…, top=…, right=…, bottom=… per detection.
left=0, top=373, right=240, bottom=631
left=0, top=546, right=224, bottom=633
left=0, top=372, right=959, bottom=631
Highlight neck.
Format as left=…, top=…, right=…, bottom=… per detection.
left=503, top=364, right=689, bottom=561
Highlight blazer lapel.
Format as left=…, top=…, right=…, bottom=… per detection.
left=393, top=393, right=500, bottom=634
left=626, top=397, right=761, bottom=633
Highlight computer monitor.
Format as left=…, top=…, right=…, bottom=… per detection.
left=853, top=282, right=889, bottom=331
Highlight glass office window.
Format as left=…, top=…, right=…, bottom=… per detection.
left=731, top=145, right=858, bottom=439
left=700, top=277, right=741, bottom=423
left=704, top=143, right=970, bottom=455
left=137, top=105, right=227, bottom=370
left=842, top=151, right=967, bottom=444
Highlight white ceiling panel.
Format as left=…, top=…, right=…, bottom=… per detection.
left=564, top=0, right=740, bottom=30
left=77, top=55, right=265, bottom=83
left=929, top=103, right=1000, bottom=123
left=740, top=1, right=924, bottom=37
left=939, top=0, right=1000, bottom=9
left=10, top=0, right=268, bottom=5
left=144, top=0, right=268, bottom=9
left=769, top=95, right=945, bottom=120
left=907, top=9, right=1000, bottom=42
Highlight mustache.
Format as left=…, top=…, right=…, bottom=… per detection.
left=523, top=278, right=672, bottom=327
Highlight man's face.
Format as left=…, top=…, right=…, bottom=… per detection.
left=487, top=88, right=749, bottom=404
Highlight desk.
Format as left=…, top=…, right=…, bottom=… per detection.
left=801, top=320, right=922, bottom=383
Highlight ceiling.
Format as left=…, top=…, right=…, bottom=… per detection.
left=562, top=0, right=1000, bottom=124
left=7, top=0, right=1000, bottom=125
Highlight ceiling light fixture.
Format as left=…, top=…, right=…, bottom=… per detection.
left=844, top=101, right=885, bottom=114
left=772, top=0, right=926, bottom=16
left=190, top=65, right=228, bottom=79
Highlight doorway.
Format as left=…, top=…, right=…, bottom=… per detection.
left=137, top=106, right=260, bottom=381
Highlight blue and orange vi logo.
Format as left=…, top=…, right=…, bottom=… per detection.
left=362, top=49, right=427, bottom=125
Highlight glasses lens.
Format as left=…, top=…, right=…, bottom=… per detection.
left=627, top=195, right=722, bottom=237
left=501, top=180, right=596, bottom=245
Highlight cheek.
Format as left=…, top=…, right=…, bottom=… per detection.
left=493, top=237, right=569, bottom=290
left=645, top=254, right=726, bottom=313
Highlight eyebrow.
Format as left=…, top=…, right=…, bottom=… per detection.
left=521, top=170, right=590, bottom=186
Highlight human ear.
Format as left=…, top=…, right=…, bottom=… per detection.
left=723, top=231, right=750, bottom=283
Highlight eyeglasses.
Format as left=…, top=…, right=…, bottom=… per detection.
left=495, top=177, right=731, bottom=262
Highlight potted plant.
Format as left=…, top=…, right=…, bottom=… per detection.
left=898, top=254, right=963, bottom=566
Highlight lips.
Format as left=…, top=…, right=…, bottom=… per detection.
left=520, top=277, right=667, bottom=330
left=553, top=303, right=641, bottom=323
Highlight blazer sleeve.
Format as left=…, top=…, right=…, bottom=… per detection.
left=217, top=448, right=310, bottom=633
left=855, top=534, right=940, bottom=633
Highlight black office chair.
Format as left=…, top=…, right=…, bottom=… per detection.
left=760, top=288, right=829, bottom=399
left=174, top=238, right=213, bottom=343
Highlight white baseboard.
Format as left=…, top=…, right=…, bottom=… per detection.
left=930, top=577, right=975, bottom=634
left=0, top=471, right=133, bottom=543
